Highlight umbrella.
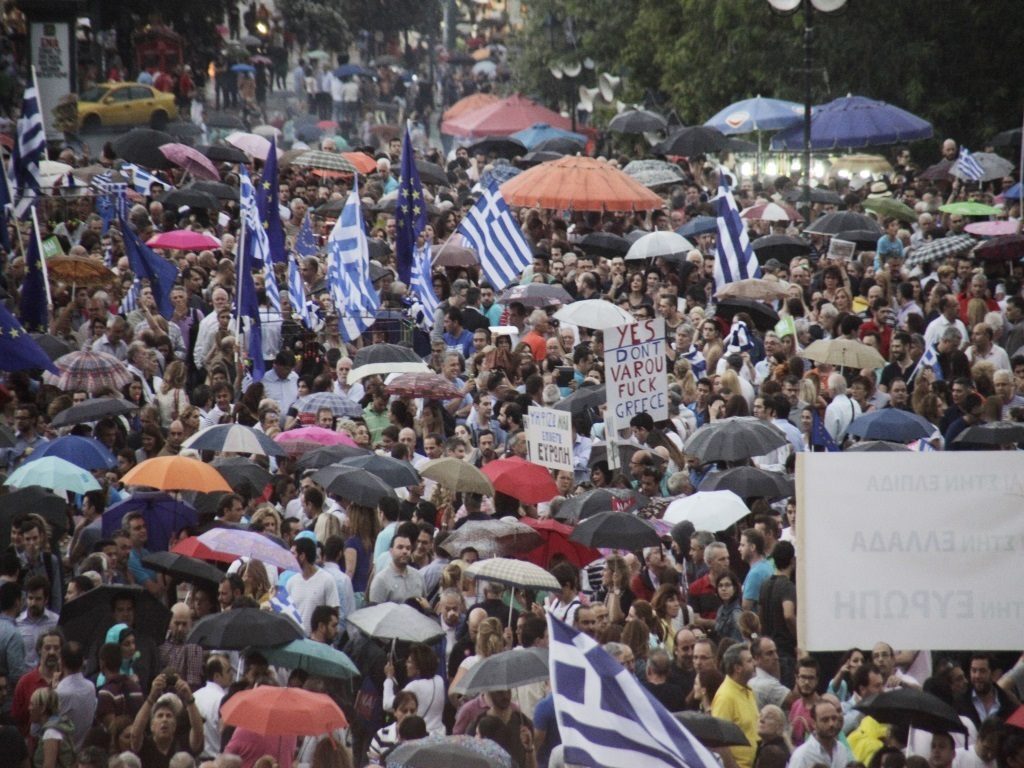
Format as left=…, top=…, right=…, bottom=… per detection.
left=704, top=96, right=802, bottom=134
left=225, top=131, right=278, bottom=161
left=904, top=234, right=977, bottom=268
left=410, top=159, right=447, bottom=186
left=24, top=435, right=115, bottom=471
left=442, top=93, right=571, bottom=138
left=662, top=491, right=751, bottom=531
left=954, top=421, right=1024, bottom=446
left=952, top=152, right=1014, bottom=183
left=211, top=457, right=275, bottom=496
left=783, top=186, right=844, bottom=206
left=257, top=639, right=359, bottom=678
left=353, top=343, right=421, bottom=368
left=346, top=603, right=443, bottom=643
left=497, top=283, right=573, bottom=308
left=231, top=63, right=256, bottom=73
left=274, top=427, right=358, bottom=457
left=197, top=528, right=299, bottom=571
left=147, top=230, right=222, bottom=250
left=122, top=455, right=232, bottom=493
left=189, top=608, right=303, bottom=649
left=918, top=160, right=954, bottom=182
left=43, top=350, right=133, bottom=394
left=386, top=734, right=512, bottom=768
left=846, top=440, right=912, bottom=453
left=501, top=155, right=663, bottom=212
left=861, top=197, right=917, bottom=223
left=965, top=221, right=1018, bottom=237
left=198, top=144, right=248, bottom=164
left=553, top=299, right=635, bottom=330
left=29, top=334, right=74, bottom=361
left=804, top=212, right=881, bottom=236
left=520, top=517, right=608, bottom=568
left=801, top=338, right=886, bottom=369
left=855, top=689, right=966, bottom=734
left=580, top=232, right=631, bottom=257
left=44, top=256, right=117, bottom=288
left=456, top=647, right=549, bottom=695
left=1003, top=183, right=1021, bottom=200
left=568, top=511, right=661, bottom=550
left=677, top=216, right=718, bottom=238
left=251, top=124, right=282, bottom=140
left=305, top=49, right=329, bottom=60
left=59, top=585, right=170, bottom=645
left=552, top=384, right=606, bottom=414
left=419, top=458, right=494, bottom=495
left=937, top=201, right=1001, bottom=217
left=172, top=536, right=239, bottom=565
left=385, top=372, right=461, bottom=399
left=339, top=454, right=420, bottom=488
left=625, top=231, right=694, bottom=263
left=158, top=188, right=220, bottom=211
left=292, top=150, right=357, bottom=174
left=431, top=241, right=478, bottom=268
left=684, top=417, right=788, bottom=463
left=714, top=298, right=779, bottom=331
left=50, top=397, right=137, bottom=428
left=974, top=234, right=1024, bottom=261
left=622, top=159, right=686, bottom=189
left=158, top=143, right=220, bottom=181
left=468, top=136, right=527, bottom=158
left=835, top=229, right=886, bottom=251
left=770, top=95, right=932, bottom=150
left=140, top=551, right=224, bottom=585
left=295, top=444, right=371, bottom=471
left=751, top=234, right=812, bottom=263
left=184, top=423, right=285, bottom=457
left=510, top=123, right=587, bottom=150
left=481, top=458, right=558, bottom=504
left=741, top=202, right=803, bottom=222
left=292, top=392, right=363, bottom=419
left=609, top=109, right=669, bottom=134
left=443, top=93, right=501, bottom=124
left=519, top=150, right=564, bottom=166
left=654, top=126, right=728, bottom=156
left=311, top=464, right=398, bottom=505
left=699, top=466, right=794, bottom=498
left=0, top=486, right=69, bottom=549
left=466, top=557, right=560, bottom=591
left=111, top=128, right=175, bottom=169
left=846, top=410, right=935, bottom=443
left=555, top=488, right=648, bottom=523
left=6, top=456, right=100, bottom=494
left=714, top=278, right=789, bottom=302
left=438, top=519, right=543, bottom=559
left=340, top=151, right=378, bottom=174
left=673, top=712, right=751, bottom=748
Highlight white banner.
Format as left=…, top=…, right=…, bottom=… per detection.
left=604, top=317, right=668, bottom=423
left=797, top=452, right=1024, bottom=651
left=526, top=406, right=573, bottom=473
left=30, top=22, right=72, bottom=140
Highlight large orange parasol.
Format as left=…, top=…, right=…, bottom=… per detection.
left=501, top=155, right=664, bottom=212
left=121, top=455, right=232, bottom=493
left=442, top=92, right=500, bottom=124
left=221, top=687, right=347, bottom=736
left=442, top=94, right=570, bottom=138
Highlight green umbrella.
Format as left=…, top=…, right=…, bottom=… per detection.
left=862, top=197, right=916, bottom=222
left=5, top=455, right=101, bottom=494
left=938, top=201, right=1001, bottom=216
left=255, top=639, right=359, bottom=678
left=306, top=50, right=329, bottom=60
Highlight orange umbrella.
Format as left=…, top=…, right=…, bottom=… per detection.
left=442, top=92, right=499, bottom=123
left=221, top=687, right=347, bottom=736
left=121, top=456, right=232, bottom=493
left=442, top=93, right=570, bottom=138
left=341, top=151, right=377, bottom=174
left=501, top=155, right=664, bottom=212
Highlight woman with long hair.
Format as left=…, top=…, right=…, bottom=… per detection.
left=621, top=619, right=651, bottom=679
left=598, top=555, right=634, bottom=625
left=156, top=360, right=190, bottom=428
left=449, top=616, right=505, bottom=702
left=384, top=644, right=445, bottom=735
left=693, top=667, right=725, bottom=713
left=344, top=504, right=378, bottom=600
left=241, top=559, right=273, bottom=606
left=651, top=583, right=689, bottom=655
left=179, top=405, right=202, bottom=439
left=827, top=647, right=866, bottom=701
left=134, top=424, right=165, bottom=463
left=627, top=599, right=664, bottom=648
left=713, top=571, right=744, bottom=642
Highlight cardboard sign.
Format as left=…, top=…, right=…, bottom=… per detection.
left=603, top=317, right=668, bottom=423
left=526, top=406, right=573, bottom=472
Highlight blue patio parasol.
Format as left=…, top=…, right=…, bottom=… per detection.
left=771, top=95, right=932, bottom=150
left=704, top=96, right=803, bottom=134
left=510, top=122, right=587, bottom=150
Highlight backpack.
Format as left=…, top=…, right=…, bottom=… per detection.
left=35, top=716, right=76, bottom=768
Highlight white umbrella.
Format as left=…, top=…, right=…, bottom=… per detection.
left=662, top=490, right=750, bottom=532
left=625, top=231, right=694, bottom=262
left=348, top=361, right=429, bottom=384
left=553, top=299, right=635, bottom=330
left=466, top=558, right=560, bottom=591
left=345, top=603, right=444, bottom=643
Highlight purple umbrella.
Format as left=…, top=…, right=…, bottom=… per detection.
left=102, top=492, right=198, bottom=553
left=197, top=528, right=299, bottom=571
left=771, top=95, right=932, bottom=150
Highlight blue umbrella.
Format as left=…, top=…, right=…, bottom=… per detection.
left=704, top=96, right=803, bottom=134
left=333, top=64, right=373, bottom=79
left=1003, top=183, right=1020, bottom=200
left=231, top=63, right=256, bottom=74
left=510, top=123, right=587, bottom=150
left=846, top=410, right=935, bottom=443
left=6, top=456, right=101, bottom=494
left=770, top=95, right=932, bottom=150
left=24, top=435, right=116, bottom=471
left=102, top=492, right=198, bottom=553
left=677, top=216, right=718, bottom=238
left=480, top=161, right=521, bottom=188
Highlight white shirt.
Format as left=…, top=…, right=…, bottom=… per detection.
left=824, top=393, right=861, bottom=442
left=924, top=315, right=968, bottom=349
left=790, top=734, right=853, bottom=768
left=192, top=311, right=223, bottom=368
left=194, top=679, right=226, bottom=758
left=262, top=368, right=300, bottom=420
left=966, top=344, right=1011, bottom=372
left=286, top=567, right=340, bottom=633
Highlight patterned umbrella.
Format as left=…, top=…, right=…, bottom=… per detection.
left=740, top=202, right=803, bottom=222
left=974, top=234, right=1024, bottom=262
left=497, top=283, right=573, bottom=308
left=291, top=150, right=357, bottom=173
left=622, top=159, right=686, bottom=189
left=904, top=234, right=976, bottom=268
left=43, top=350, right=134, bottom=394
left=466, top=557, right=560, bottom=591
left=158, top=143, right=220, bottom=181
left=197, top=528, right=299, bottom=571
left=385, top=372, right=462, bottom=399
left=292, top=392, right=363, bottom=419
left=184, top=424, right=285, bottom=456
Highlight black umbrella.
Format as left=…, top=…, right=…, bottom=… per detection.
left=954, top=421, right=1024, bottom=446
left=198, top=144, right=249, bottom=164
left=141, top=551, right=225, bottom=585
left=783, top=187, right=843, bottom=206
left=684, top=417, right=789, bottom=463
left=205, top=114, right=247, bottom=130
left=339, top=454, right=420, bottom=488
left=50, top=397, right=138, bottom=428
left=311, top=465, right=397, bottom=507
left=555, top=488, right=649, bottom=522
left=186, top=180, right=239, bottom=201
left=532, top=136, right=584, bottom=155
left=990, top=127, right=1022, bottom=148
left=211, top=457, right=275, bottom=496
left=30, top=333, right=74, bottom=360
left=520, top=150, right=564, bottom=166
left=569, top=511, right=661, bottom=550
left=497, top=283, right=573, bottom=308
left=751, top=234, right=812, bottom=264
left=166, top=122, right=203, bottom=142
left=159, top=188, right=220, bottom=210
left=468, top=136, right=528, bottom=159
left=59, top=585, right=171, bottom=645
left=353, top=343, right=421, bottom=367
left=834, top=229, right=883, bottom=251
left=699, top=466, right=794, bottom=498
left=804, top=211, right=881, bottom=236
left=726, top=137, right=758, bottom=153
left=188, top=607, right=303, bottom=649
left=553, top=385, right=606, bottom=415
left=855, top=689, right=966, bottom=734
left=714, top=297, right=779, bottom=331
left=844, top=440, right=911, bottom=452
left=654, top=126, right=727, bottom=156
left=317, top=198, right=345, bottom=218
left=580, top=232, right=630, bottom=257
left=608, top=109, right=668, bottom=134
left=111, top=128, right=176, bottom=169
left=415, top=159, right=449, bottom=186
left=0, top=486, right=68, bottom=550
left=673, top=712, right=750, bottom=748
left=296, top=444, right=373, bottom=471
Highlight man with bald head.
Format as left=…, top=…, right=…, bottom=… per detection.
left=333, top=356, right=365, bottom=403
left=670, top=628, right=698, bottom=705
left=159, top=603, right=203, bottom=690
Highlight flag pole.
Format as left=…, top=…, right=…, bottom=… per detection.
left=29, top=205, right=53, bottom=311
left=30, top=66, right=48, bottom=158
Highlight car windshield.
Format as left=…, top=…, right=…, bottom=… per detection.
left=79, top=86, right=109, bottom=102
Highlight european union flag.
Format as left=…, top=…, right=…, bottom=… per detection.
left=238, top=168, right=265, bottom=381
left=810, top=409, right=839, bottom=452
left=256, top=136, right=286, bottom=264
left=0, top=301, right=57, bottom=374
left=120, top=215, right=179, bottom=319
left=20, top=220, right=48, bottom=332
left=294, top=211, right=318, bottom=258
left=394, top=126, right=427, bottom=285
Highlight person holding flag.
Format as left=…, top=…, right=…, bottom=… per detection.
left=288, top=213, right=322, bottom=332
left=394, top=125, right=428, bottom=286
left=458, top=181, right=532, bottom=292
left=713, top=172, right=760, bottom=289
left=325, top=176, right=378, bottom=344
left=10, top=81, right=45, bottom=218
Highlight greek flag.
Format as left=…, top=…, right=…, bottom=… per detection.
left=909, top=342, right=943, bottom=382
left=714, top=176, right=760, bottom=288
left=288, top=255, right=321, bottom=331
left=93, top=173, right=128, bottom=235
left=0, top=160, right=11, bottom=251
left=680, top=345, right=706, bottom=378
left=724, top=319, right=753, bottom=354
left=269, top=584, right=304, bottom=629
left=955, top=147, right=984, bottom=183
left=240, top=165, right=278, bottom=312
left=458, top=181, right=532, bottom=291
left=410, top=242, right=439, bottom=327
left=326, top=177, right=378, bottom=342
left=121, top=163, right=172, bottom=196
left=547, top=614, right=719, bottom=768
left=10, top=85, right=45, bottom=218
left=119, top=278, right=141, bottom=314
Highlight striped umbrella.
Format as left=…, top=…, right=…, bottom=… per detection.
left=43, top=350, right=133, bottom=394
left=904, top=234, right=976, bottom=268
left=183, top=424, right=285, bottom=457
left=291, top=150, right=357, bottom=174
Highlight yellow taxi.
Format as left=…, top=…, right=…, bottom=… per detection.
left=77, top=82, right=177, bottom=130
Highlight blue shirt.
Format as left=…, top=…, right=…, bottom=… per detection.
left=128, top=547, right=156, bottom=585
left=442, top=328, right=474, bottom=359
left=742, top=559, right=774, bottom=606
left=533, top=693, right=561, bottom=768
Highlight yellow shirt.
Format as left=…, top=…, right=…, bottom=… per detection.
left=848, top=715, right=887, bottom=765
left=711, top=675, right=759, bottom=768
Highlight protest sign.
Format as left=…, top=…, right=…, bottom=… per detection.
left=526, top=406, right=573, bottom=472
left=604, top=318, right=667, bottom=423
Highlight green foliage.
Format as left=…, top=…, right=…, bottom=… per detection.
left=278, top=0, right=351, bottom=51
left=341, top=0, right=441, bottom=36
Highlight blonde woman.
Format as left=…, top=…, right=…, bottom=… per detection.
left=156, top=360, right=190, bottom=429
left=241, top=559, right=274, bottom=606
left=250, top=506, right=282, bottom=537
left=449, top=616, right=506, bottom=704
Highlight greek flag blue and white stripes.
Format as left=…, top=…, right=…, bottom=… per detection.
left=238, top=167, right=265, bottom=381
left=714, top=176, right=761, bottom=288
left=92, top=172, right=129, bottom=235
left=410, top=242, right=439, bottom=327
left=725, top=319, right=753, bottom=354
left=121, top=163, right=172, bottom=196
left=119, top=279, right=141, bottom=315
left=288, top=255, right=320, bottom=331
left=547, top=614, right=719, bottom=768
left=326, top=177, right=378, bottom=342
left=955, top=147, right=984, bottom=183
left=910, top=342, right=944, bottom=382
left=458, top=181, right=532, bottom=291
left=10, top=85, right=45, bottom=218
left=680, top=345, right=707, bottom=378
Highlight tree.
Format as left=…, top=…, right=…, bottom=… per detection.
left=278, top=0, right=351, bottom=52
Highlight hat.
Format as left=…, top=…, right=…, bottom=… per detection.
left=105, top=623, right=135, bottom=645
left=867, top=181, right=891, bottom=199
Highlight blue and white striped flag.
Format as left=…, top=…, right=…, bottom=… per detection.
left=724, top=319, right=753, bottom=354
left=680, top=345, right=707, bottom=378
left=547, top=614, right=719, bottom=768
left=269, top=584, right=304, bottom=629
left=10, top=84, right=45, bottom=218
left=909, top=342, right=943, bottom=382
left=955, top=147, right=984, bottom=183
left=326, top=177, right=378, bottom=342
left=288, top=254, right=321, bottom=331
left=93, top=172, right=129, bottom=235
left=410, top=242, right=439, bottom=327
left=238, top=168, right=265, bottom=381
left=119, top=278, right=141, bottom=315
left=458, top=181, right=532, bottom=291
left=714, top=176, right=761, bottom=288
left=121, top=163, right=172, bottom=196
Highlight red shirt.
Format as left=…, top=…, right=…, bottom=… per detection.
left=12, top=668, right=49, bottom=736
left=858, top=320, right=892, bottom=358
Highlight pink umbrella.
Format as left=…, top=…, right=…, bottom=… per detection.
left=147, top=230, right=222, bottom=250
left=158, top=143, right=220, bottom=181
left=442, top=93, right=571, bottom=138
left=226, top=132, right=279, bottom=162
left=965, top=220, right=1018, bottom=237
left=741, top=202, right=803, bottom=222
left=274, top=426, right=357, bottom=457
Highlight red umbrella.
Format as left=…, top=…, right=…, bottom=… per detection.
left=221, top=687, right=347, bottom=736
left=973, top=234, right=1024, bottom=261
left=341, top=151, right=377, bottom=174
left=443, top=94, right=571, bottom=138
left=519, top=517, right=600, bottom=569
left=171, top=536, right=238, bottom=565
left=147, top=230, right=222, bottom=250
left=482, top=458, right=558, bottom=504
left=158, top=143, right=220, bottom=181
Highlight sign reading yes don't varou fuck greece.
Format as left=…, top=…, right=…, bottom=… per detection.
left=604, top=317, right=668, bottom=422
